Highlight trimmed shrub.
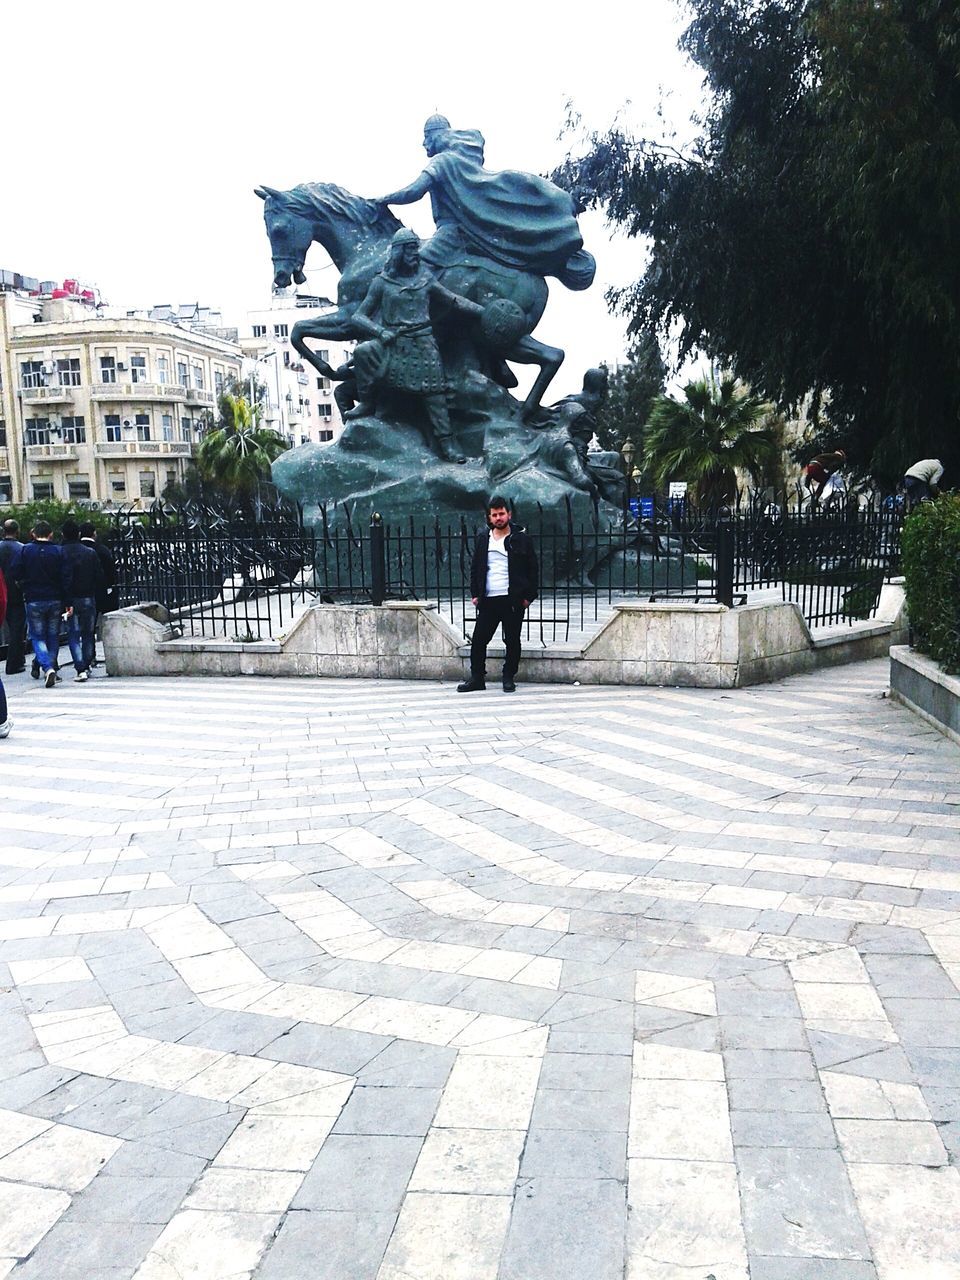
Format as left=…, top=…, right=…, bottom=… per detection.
left=0, top=499, right=113, bottom=539
left=901, top=494, right=960, bottom=673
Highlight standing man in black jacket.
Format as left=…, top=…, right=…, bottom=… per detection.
left=60, top=520, right=104, bottom=683
left=458, top=496, right=538, bottom=693
left=0, top=520, right=26, bottom=675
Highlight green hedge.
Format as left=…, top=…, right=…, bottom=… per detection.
left=902, top=494, right=960, bottom=673
left=0, top=499, right=114, bottom=539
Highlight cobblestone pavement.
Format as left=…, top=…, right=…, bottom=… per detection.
left=0, top=657, right=959, bottom=1279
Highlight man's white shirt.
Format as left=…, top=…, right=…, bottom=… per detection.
left=485, top=532, right=510, bottom=597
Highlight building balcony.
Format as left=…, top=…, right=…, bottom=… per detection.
left=185, top=387, right=215, bottom=406
left=20, top=384, right=76, bottom=403
left=25, top=443, right=79, bottom=462
left=94, top=440, right=192, bottom=459
left=90, top=381, right=187, bottom=402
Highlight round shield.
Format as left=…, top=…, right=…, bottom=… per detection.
left=480, top=299, right=528, bottom=352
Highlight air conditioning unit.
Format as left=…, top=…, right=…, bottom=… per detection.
left=42, top=363, right=55, bottom=376
left=122, top=418, right=133, bottom=429
left=117, top=362, right=128, bottom=371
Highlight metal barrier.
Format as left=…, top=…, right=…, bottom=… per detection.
left=110, top=495, right=904, bottom=643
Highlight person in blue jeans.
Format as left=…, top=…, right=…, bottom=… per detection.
left=0, top=564, right=12, bottom=736
left=15, top=520, right=71, bottom=689
left=60, top=520, right=103, bottom=682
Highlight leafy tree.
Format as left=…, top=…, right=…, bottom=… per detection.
left=556, top=0, right=960, bottom=486
left=643, top=373, right=778, bottom=504
left=194, top=393, right=288, bottom=508
left=593, top=329, right=666, bottom=455
left=0, top=498, right=113, bottom=538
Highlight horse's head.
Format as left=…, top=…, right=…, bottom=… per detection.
left=255, top=182, right=402, bottom=288
left=255, top=186, right=312, bottom=289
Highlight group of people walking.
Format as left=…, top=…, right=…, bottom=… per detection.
left=0, top=519, right=116, bottom=738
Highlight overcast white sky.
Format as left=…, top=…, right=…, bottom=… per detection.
left=3, top=0, right=704, bottom=397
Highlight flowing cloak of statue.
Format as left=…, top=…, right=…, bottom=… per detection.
left=424, top=131, right=596, bottom=291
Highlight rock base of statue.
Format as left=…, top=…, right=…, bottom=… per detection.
left=271, top=381, right=621, bottom=534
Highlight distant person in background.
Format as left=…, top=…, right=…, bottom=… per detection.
left=802, top=449, right=846, bottom=503
left=60, top=520, right=103, bottom=683
left=0, top=519, right=26, bottom=675
left=79, top=522, right=117, bottom=665
left=15, top=520, right=70, bottom=689
left=0, top=565, right=12, bottom=737
left=901, top=458, right=943, bottom=507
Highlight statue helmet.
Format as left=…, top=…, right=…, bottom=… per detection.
left=423, top=113, right=450, bottom=136
left=390, top=227, right=420, bottom=248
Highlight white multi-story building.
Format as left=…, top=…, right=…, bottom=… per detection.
left=240, top=295, right=350, bottom=447
left=0, top=273, right=242, bottom=507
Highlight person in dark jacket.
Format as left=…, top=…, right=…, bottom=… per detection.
left=0, top=565, right=12, bottom=736
left=15, top=520, right=71, bottom=688
left=60, top=520, right=104, bottom=682
left=458, top=496, right=539, bottom=693
left=79, top=522, right=117, bottom=614
left=0, top=519, right=26, bottom=674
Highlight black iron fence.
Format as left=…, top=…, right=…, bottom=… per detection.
left=108, top=494, right=904, bottom=645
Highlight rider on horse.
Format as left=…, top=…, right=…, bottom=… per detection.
left=376, top=114, right=596, bottom=292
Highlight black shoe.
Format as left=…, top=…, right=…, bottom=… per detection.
left=456, top=678, right=486, bottom=693
left=6, top=667, right=24, bottom=676
left=31, top=661, right=40, bottom=680
left=502, top=678, right=517, bottom=693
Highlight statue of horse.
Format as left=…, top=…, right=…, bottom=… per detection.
left=254, top=181, right=565, bottom=419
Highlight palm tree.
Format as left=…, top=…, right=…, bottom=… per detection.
left=643, top=373, right=778, bottom=505
left=195, top=392, right=288, bottom=507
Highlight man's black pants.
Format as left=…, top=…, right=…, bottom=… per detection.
left=4, top=600, right=26, bottom=674
left=470, top=596, right=524, bottom=681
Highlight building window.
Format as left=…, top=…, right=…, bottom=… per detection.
left=318, top=404, right=333, bottom=419
left=100, top=355, right=117, bottom=384
left=32, top=480, right=55, bottom=500
left=0, top=476, right=11, bottom=503
left=283, top=351, right=291, bottom=367
left=139, top=471, right=156, bottom=499
left=57, top=357, right=81, bottom=387
left=104, top=413, right=122, bottom=443
left=26, top=417, right=51, bottom=446
left=252, top=324, right=267, bottom=338
left=161, top=413, right=174, bottom=442
left=111, top=476, right=126, bottom=496
left=319, top=349, right=329, bottom=362
left=214, top=370, right=224, bottom=397
left=20, top=360, right=44, bottom=389
left=192, top=364, right=204, bottom=390
left=0, top=420, right=6, bottom=448
left=166, top=469, right=176, bottom=490
left=177, top=361, right=189, bottom=388
left=60, top=416, right=87, bottom=444
left=181, top=416, right=192, bottom=442
left=135, top=413, right=151, bottom=442
left=130, top=354, right=147, bottom=383
left=157, top=355, right=169, bottom=385
left=67, top=477, right=91, bottom=500
left=318, top=430, right=333, bottom=442
left=317, top=376, right=331, bottom=390
left=274, top=323, right=289, bottom=339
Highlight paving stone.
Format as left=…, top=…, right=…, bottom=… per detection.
left=738, top=1147, right=870, bottom=1259
left=499, top=1177, right=626, bottom=1280
left=293, top=1134, right=423, bottom=1211
left=332, top=1085, right=441, bottom=1137
left=256, top=1209, right=397, bottom=1279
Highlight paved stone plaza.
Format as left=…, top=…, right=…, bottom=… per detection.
left=1, top=657, right=959, bottom=1279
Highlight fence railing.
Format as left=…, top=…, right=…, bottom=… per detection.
left=109, top=495, right=904, bottom=645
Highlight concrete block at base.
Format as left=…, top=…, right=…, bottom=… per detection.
left=103, top=604, right=174, bottom=677
left=890, top=646, right=960, bottom=746
left=106, top=590, right=908, bottom=686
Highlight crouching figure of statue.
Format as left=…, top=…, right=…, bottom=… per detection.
left=348, top=227, right=484, bottom=464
